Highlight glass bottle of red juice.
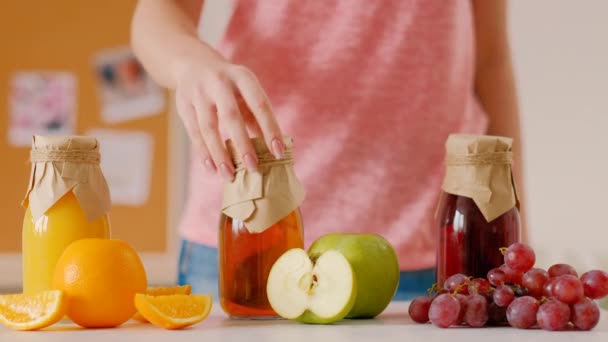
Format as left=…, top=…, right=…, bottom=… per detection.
left=435, top=134, right=521, bottom=285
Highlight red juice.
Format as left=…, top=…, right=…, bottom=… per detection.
left=436, top=193, right=520, bottom=286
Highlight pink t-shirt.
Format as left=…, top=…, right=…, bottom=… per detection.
left=179, top=0, right=488, bottom=270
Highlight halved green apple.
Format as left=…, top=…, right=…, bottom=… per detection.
left=266, top=248, right=357, bottom=324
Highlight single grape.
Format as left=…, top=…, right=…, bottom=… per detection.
left=552, top=275, right=584, bottom=304
left=488, top=302, right=508, bottom=326
left=504, top=243, right=536, bottom=273
left=548, top=263, right=578, bottom=278
left=408, top=296, right=433, bottom=323
left=444, top=273, right=469, bottom=294
left=493, top=285, right=515, bottom=307
left=464, top=294, right=489, bottom=328
left=429, top=293, right=461, bottom=328
left=544, top=277, right=558, bottom=298
left=500, top=264, right=524, bottom=285
left=536, top=300, right=570, bottom=331
left=522, top=268, right=550, bottom=297
left=580, top=270, right=608, bottom=299
left=468, top=278, right=492, bottom=297
left=488, top=268, right=507, bottom=287
left=455, top=294, right=468, bottom=324
left=506, top=296, right=539, bottom=329
left=570, top=297, right=600, bottom=330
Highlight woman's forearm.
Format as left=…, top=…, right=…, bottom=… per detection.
left=477, top=60, right=527, bottom=242
left=131, top=0, right=213, bottom=89
left=473, top=0, right=527, bottom=241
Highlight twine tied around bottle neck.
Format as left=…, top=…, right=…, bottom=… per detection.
left=232, top=149, right=294, bottom=172
left=445, top=151, right=513, bottom=167
left=30, top=149, right=101, bottom=164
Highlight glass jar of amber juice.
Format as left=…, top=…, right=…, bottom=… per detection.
left=435, top=134, right=521, bottom=285
left=22, top=135, right=112, bottom=294
left=219, top=137, right=305, bottom=318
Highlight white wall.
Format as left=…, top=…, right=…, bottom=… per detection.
left=510, top=0, right=608, bottom=271
left=195, top=1, right=608, bottom=270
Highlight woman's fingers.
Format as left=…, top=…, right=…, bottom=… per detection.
left=230, top=65, right=285, bottom=158
left=175, top=88, right=215, bottom=172
left=212, top=78, right=259, bottom=172
left=191, top=87, right=235, bottom=181
left=177, top=63, right=283, bottom=182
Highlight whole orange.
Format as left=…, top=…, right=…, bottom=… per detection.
left=52, top=238, right=147, bottom=328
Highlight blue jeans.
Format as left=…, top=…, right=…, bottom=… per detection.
left=177, top=240, right=435, bottom=302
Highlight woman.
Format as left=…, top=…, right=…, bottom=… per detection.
left=131, top=0, right=524, bottom=300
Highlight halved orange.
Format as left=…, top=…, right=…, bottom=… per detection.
left=132, top=285, right=192, bottom=322
left=0, top=290, right=67, bottom=331
left=134, top=294, right=212, bottom=330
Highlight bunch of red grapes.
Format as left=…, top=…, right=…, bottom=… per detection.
left=409, top=243, right=608, bottom=331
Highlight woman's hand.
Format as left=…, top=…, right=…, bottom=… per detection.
left=172, top=49, right=285, bottom=181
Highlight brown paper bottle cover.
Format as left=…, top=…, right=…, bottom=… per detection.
left=22, top=135, right=112, bottom=222
left=221, top=136, right=305, bottom=233
left=441, top=134, right=519, bottom=222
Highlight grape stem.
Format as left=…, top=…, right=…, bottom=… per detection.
left=454, top=282, right=469, bottom=296
left=428, top=283, right=441, bottom=297
left=499, top=247, right=508, bottom=255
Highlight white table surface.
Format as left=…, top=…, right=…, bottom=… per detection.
left=1, top=301, right=607, bottom=342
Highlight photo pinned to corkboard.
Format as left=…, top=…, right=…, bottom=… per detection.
left=92, top=47, right=166, bottom=124
left=8, top=71, right=77, bottom=146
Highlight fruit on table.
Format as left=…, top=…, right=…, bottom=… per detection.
left=132, top=285, right=192, bottom=322
left=408, top=296, right=432, bottom=323
left=134, top=294, right=213, bottom=330
left=307, top=233, right=400, bottom=318
left=580, top=270, right=608, bottom=299
left=536, top=300, right=570, bottom=331
left=408, top=242, right=608, bottom=331
left=53, top=238, right=147, bottom=328
left=571, top=297, right=600, bottom=331
left=521, top=268, right=549, bottom=298
left=266, top=233, right=399, bottom=324
left=464, top=294, right=488, bottom=328
left=267, top=248, right=356, bottom=324
left=443, top=274, right=469, bottom=294
left=506, top=296, right=539, bottom=329
left=551, top=275, right=584, bottom=304
left=493, top=286, right=515, bottom=307
left=0, top=290, right=66, bottom=331
left=503, top=243, right=535, bottom=272
left=428, top=293, right=460, bottom=328
left=548, top=263, right=578, bottom=278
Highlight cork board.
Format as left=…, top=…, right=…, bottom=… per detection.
left=0, top=0, right=169, bottom=252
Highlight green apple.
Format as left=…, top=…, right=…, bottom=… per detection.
left=266, top=233, right=400, bottom=324
left=308, top=233, right=400, bottom=318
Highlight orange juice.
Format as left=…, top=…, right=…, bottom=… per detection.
left=22, top=192, right=110, bottom=294
left=21, top=135, right=112, bottom=294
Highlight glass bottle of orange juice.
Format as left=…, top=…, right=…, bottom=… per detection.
left=22, top=135, right=112, bottom=294
left=219, top=136, right=305, bottom=318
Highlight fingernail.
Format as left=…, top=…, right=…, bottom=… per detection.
left=271, top=138, right=284, bottom=159
left=203, top=158, right=216, bottom=172
left=219, top=162, right=234, bottom=181
left=243, top=153, right=258, bottom=171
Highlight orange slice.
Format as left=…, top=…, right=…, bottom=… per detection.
left=134, top=294, right=212, bottom=330
left=132, top=285, right=192, bottom=322
left=0, top=290, right=67, bottom=331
